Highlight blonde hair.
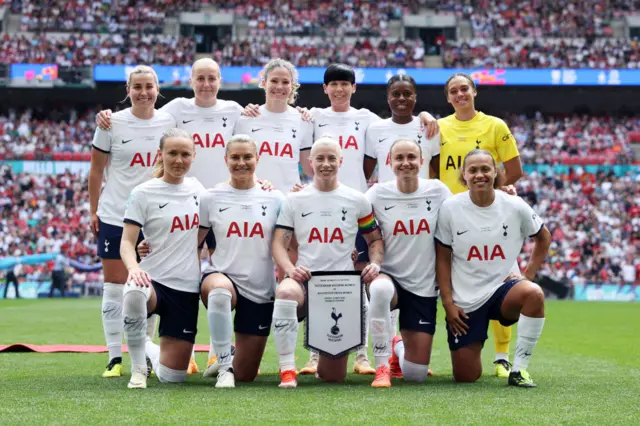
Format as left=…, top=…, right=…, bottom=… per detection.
left=121, top=65, right=161, bottom=104
left=260, top=58, right=300, bottom=105
left=389, top=138, right=422, bottom=159
left=152, top=128, right=194, bottom=178
left=225, top=134, right=257, bottom=156
left=310, top=136, right=341, bottom=158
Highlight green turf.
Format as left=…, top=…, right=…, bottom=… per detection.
left=1, top=299, right=639, bottom=425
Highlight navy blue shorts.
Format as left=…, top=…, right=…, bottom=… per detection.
left=198, top=228, right=216, bottom=250
left=149, top=281, right=200, bottom=344
left=447, top=279, right=521, bottom=352
left=201, top=272, right=274, bottom=337
left=98, top=220, right=144, bottom=260
left=355, top=231, right=369, bottom=263
left=393, top=278, right=437, bottom=335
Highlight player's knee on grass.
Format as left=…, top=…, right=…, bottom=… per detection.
left=156, top=364, right=187, bottom=383
left=317, top=356, right=348, bottom=382
left=451, top=345, right=482, bottom=383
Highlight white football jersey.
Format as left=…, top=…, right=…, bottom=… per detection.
left=311, top=107, right=380, bottom=192
left=124, top=177, right=206, bottom=293
left=160, top=98, right=243, bottom=190
left=200, top=184, right=285, bottom=304
left=234, top=106, right=313, bottom=192
left=435, top=191, right=545, bottom=312
left=366, top=179, right=452, bottom=297
left=276, top=184, right=377, bottom=272
left=364, top=116, right=440, bottom=183
left=93, top=108, right=175, bottom=227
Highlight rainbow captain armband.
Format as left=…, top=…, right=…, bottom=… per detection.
left=357, top=212, right=378, bottom=234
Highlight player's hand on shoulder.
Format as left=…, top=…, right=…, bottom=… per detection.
left=241, top=103, right=261, bottom=117
left=290, top=183, right=307, bottom=193
left=96, top=109, right=113, bottom=130
left=361, top=262, right=380, bottom=284
left=500, top=185, right=517, bottom=196
left=419, top=111, right=440, bottom=139
left=295, top=106, right=313, bottom=122
left=136, top=239, right=151, bottom=258
left=127, top=266, right=152, bottom=287
left=443, top=300, right=469, bottom=336
left=286, top=265, right=312, bottom=284
left=256, top=179, right=274, bottom=191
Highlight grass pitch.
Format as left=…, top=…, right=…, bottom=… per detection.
left=1, top=299, right=639, bottom=425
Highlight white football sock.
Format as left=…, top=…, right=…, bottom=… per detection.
left=145, top=339, right=161, bottom=373
left=122, top=287, right=147, bottom=375
left=390, top=308, right=399, bottom=338
left=272, top=299, right=298, bottom=372
left=356, top=284, right=370, bottom=359
left=394, top=338, right=405, bottom=371
left=102, top=282, right=123, bottom=361
left=495, top=352, right=509, bottom=362
left=157, top=363, right=187, bottom=383
left=146, top=314, right=157, bottom=341
left=208, top=336, right=216, bottom=360
left=402, top=359, right=429, bottom=383
left=208, top=288, right=233, bottom=371
left=512, top=315, right=545, bottom=372
left=369, top=278, right=394, bottom=368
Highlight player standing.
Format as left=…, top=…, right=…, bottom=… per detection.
left=435, top=149, right=550, bottom=387
left=120, top=128, right=206, bottom=389
left=365, top=139, right=452, bottom=387
left=438, top=72, right=525, bottom=377
left=271, top=137, right=384, bottom=388
left=199, top=135, right=285, bottom=388
left=89, top=65, right=175, bottom=378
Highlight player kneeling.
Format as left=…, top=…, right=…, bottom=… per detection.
left=271, top=137, right=384, bottom=388
left=120, top=129, right=206, bottom=389
left=198, top=135, right=285, bottom=388
left=435, top=149, right=551, bottom=388
left=365, top=139, right=452, bottom=387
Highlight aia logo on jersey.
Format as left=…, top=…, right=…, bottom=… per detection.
left=467, top=244, right=505, bottom=261
left=308, top=227, right=344, bottom=243
left=392, top=219, right=431, bottom=236
left=226, top=222, right=265, bottom=238
left=445, top=155, right=462, bottom=170
left=337, top=136, right=359, bottom=150
left=258, top=141, right=293, bottom=158
left=193, top=133, right=225, bottom=148
left=130, top=152, right=160, bottom=167
left=170, top=213, right=200, bottom=233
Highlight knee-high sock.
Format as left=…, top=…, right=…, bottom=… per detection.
left=492, top=320, right=512, bottom=360
left=369, top=278, right=394, bottom=368
left=513, top=315, right=545, bottom=372
left=102, top=283, right=124, bottom=361
left=390, top=308, right=399, bottom=338
left=393, top=341, right=429, bottom=382
left=123, top=287, right=147, bottom=375
left=208, top=288, right=233, bottom=372
left=145, top=339, right=160, bottom=373
left=272, top=299, right=298, bottom=372
left=146, top=314, right=157, bottom=341
left=156, top=364, right=187, bottom=383
left=356, top=284, right=370, bottom=358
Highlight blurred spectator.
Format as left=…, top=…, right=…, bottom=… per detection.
left=443, top=38, right=640, bottom=69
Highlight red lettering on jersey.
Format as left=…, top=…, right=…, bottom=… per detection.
left=308, top=227, right=344, bottom=243
left=258, top=141, right=294, bottom=158
left=193, top=133, right=225, bottom=148
left=467, top=244, right=506, bottom=261
left=169, top=213, right=199, bottom=233
left=338, top=135, right=358, bottom=150
left=226, top=222, right=265, bottom=238
left=385, top=153, right=391, bottom=166
left=392, top=219, right=431, bottom=236
left=130, top=151, right=160, bottom=167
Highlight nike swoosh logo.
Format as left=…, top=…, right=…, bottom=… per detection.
left=302, top=212, right=313, bottom=217
left=219, top=207, right=231, bottom=212
left=441, top=141, right=447, bottom=146
left=318, top=124, right=329, bottom=127
left=384, top=206, right=395, bottom=211
left=456, top=230, right=468, bottom=235
left=418, top=320, right=431, bottom=325
left=378, top=138, right=387, bottom=143
left=182, top=120, right=194, bottom=124
left=183, top=329, right=194, bottom=334
left=159, top=203, right=169, bottom=209
left=251, top=128, right=262, bottom=132
left=122, top=139, right=133, bottom=144
left=258, top=325, right=268, bottom=330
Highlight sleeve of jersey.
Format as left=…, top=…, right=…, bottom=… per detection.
left=275, top=196, right=294, bottom=231
left=494, top=118, right=520, bottom=162
left=427, top=132, right=441, bottom=158
left=123, top=188, right=145, bottom=228
left=517, top=198, right=545, bottom=237
left=434, top=202, right=453, bottom=248
left=357, top=196, right=378, bottom=234
left=91, top=127, right=111, bottom=153
left=158, top=98, right=181, bottom=120
left=364, top=126, right=376, bottom=159
left=300, top=120, right=314, bottom=151
left=199, top=192, right=212, bottom=229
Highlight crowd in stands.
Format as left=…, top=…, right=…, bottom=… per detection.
left=436, top=0, right=636, bottom=38
left=443, top=38, right=640, bottom=69
left=0, top=33, right=196, bottom=67
left=517, top=168, right=639, bottom=286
